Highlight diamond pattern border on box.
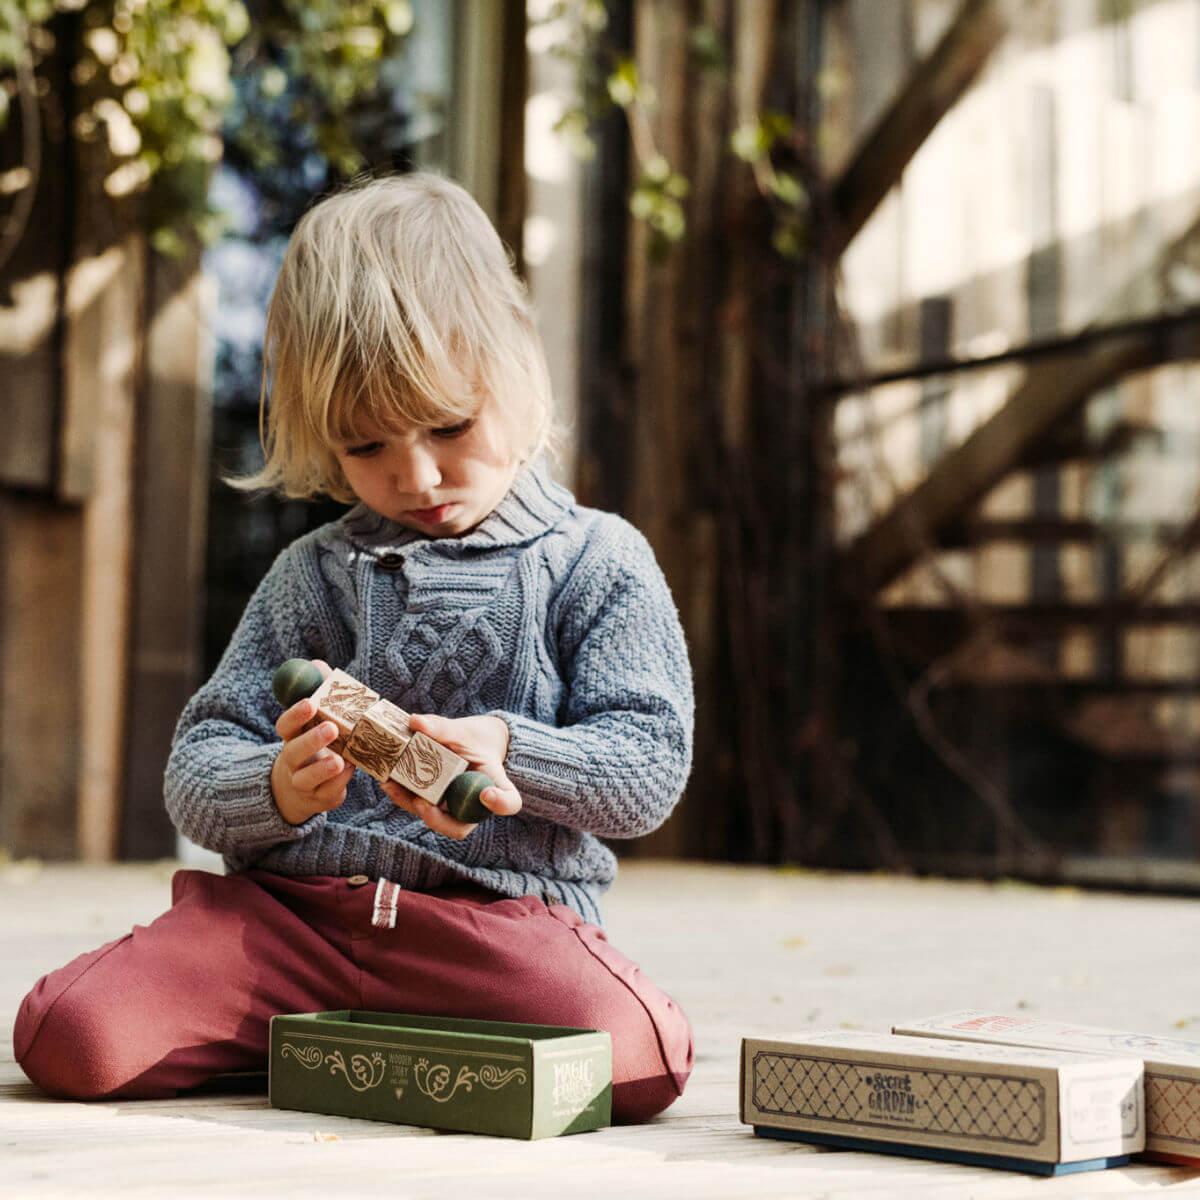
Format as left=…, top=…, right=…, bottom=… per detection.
left=753, top=1051, right=1047, bottom=1146
left=1149, top=1074, right=1200, bottom=1147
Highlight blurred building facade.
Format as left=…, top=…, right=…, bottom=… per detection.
left=830, top=0, right=1200, bottom=881
left=571, top=0, right=1200, bottom=881
left=3, top=0, right=1200, bottom=887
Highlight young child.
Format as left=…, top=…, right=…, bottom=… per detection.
left=13, top=173, right=695, bottom=1124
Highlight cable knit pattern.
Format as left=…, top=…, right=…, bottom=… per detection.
left=164, top=458, right=695, bottom=925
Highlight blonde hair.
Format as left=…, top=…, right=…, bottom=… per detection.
left=227, top=172, right=556, bottom=502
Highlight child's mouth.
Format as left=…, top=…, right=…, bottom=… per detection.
left=406, top=503, right=455, bottom=524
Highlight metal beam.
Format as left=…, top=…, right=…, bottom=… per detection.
left=830, top=0, right=1007, bottom=255
left=843, top=331, right=1161, bottom=595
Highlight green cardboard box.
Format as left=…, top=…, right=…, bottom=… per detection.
left=269, top=1011, right=612, bottom=1139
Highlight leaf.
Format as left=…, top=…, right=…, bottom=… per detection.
left=383, top=0, right=413, bottom=36
left=606, top=57, right=638, bottom=107
left=688, top=25, right=725, bottom=72
left=730, top=122, right=764, bottom=163
left=663, top=172, right=689, bottom=199
left=770, top=171, right=804, bottom=208
left=642, top=153, right=670, bottom=184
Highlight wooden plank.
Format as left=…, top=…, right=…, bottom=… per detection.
left=883, top=601, right=1200, bottom=629
left=120, top=256, right=213, bottom=859
left=1028, top=79, right=1063, bottom=666
left=56, top=242, right=134, bottom=503
left=575, top=0, right=633, bottom=514
left=0, top=19, right=71, bottom=492
left=918, top=297, right=952, bottom=466
left=948, top=516, right=1186, bottom=545
left=0, top=54, right=143, bottom=861
left=830, top=0, right=1008, bottom=255
left=833, top=1, right=912, bottom=366
left=0, top=271, right=60, bottom=489
left=0, top=498, right=81, bottom=858
left=495, top=0, right=527, bottom=269
left=844, top=0, right=913, bottom=155
left=525, top=1, right=585, bottom=483
left=451, top=0, right=525, bottom=263
left=622, top=0, right=697, bottom=861
left=3, top=862, right=1200, bottom=1195
left=72, top=236, right=143, bottom=860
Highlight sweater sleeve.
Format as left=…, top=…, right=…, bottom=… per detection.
left=490, top=522, right=695, bottom=838
left=163, top=535, right=356, bottom=861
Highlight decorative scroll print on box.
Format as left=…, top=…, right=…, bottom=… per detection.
left=280, top=1043, right=387, bottom=1093
left=413, top=1057, right=528, bottom=1103
left=270, top=1012, right=612, bottom=1139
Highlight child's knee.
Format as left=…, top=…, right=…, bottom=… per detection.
left=14, top=976, right=128, bottom=1100
left=538, top=912, right=695, bottom=1123
left=610, top=992, right=695, bottom=1124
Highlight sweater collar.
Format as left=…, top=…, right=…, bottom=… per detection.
left=341, top=456, right=574, bottom=555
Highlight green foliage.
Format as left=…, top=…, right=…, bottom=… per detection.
left=730, top=110, right=795, bottom=164
left=538, top=1, right=809, bottom=262
left=731, top=110, right=809, bottom=261
left=687, top=24, right=725, bottom=74
left=630, top=152, right=687, bottom=260
left=0, top=0, right=414, bottom=253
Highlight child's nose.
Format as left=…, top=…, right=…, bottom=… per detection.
left=392, top=443, right=442, bottom=495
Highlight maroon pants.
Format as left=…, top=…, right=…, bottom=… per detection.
left=13, top=870, right=693, bottom=1123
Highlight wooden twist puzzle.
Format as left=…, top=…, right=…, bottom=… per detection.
left=271, top=658, right=493, bottom=824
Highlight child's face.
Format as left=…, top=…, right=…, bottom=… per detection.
left=332, top=394, right=521, bottom=537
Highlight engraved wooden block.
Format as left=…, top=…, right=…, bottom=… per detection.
left=344, top=699, right=412, bottom=783
left=389, top=730, right=467, bottom=804
left=311, top=669, right=380, bottom=753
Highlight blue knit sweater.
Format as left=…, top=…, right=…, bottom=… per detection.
left=164, top=458, right=695, bottom=925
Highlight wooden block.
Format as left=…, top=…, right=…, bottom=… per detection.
left=896, top=1010, right=1200, bottom=1160
left=389, top=730, right=467, bottom=804
left=311, top=669, right=380, bottom=753
left=742, top=1029, right=1143, bottom=1173
left=344, top=699, right=412, bottom=783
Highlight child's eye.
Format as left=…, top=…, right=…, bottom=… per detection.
left=345, top=441, right=383, bottom=458
left=432, top=419, right=475, bottom=439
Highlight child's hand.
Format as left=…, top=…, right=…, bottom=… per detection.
left=382, top=714, right=521, bottom=840
left=270, top=659, right=356, bottom=825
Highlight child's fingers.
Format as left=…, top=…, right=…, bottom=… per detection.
left=309, top=762, right=355, bottom=808
left=380, top=779, right=421, bottom=816
left=381, top=780, right=475, bottom=840
left=292, top=749, right=347, bottom=793
left=407, top=713, right=450, bottom=744
left=275, top=698, right=316, bottom=740
left=480, top=765, right=522, bottom=817
left=411, top=798, right=476, bottom=840
left=283, top=721, right=340, bottom=769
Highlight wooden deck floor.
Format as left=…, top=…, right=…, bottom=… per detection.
left=5, top=860, right=1200, bottom=1197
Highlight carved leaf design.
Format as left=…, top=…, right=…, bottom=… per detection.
left=397, top=734, right=442, bottom=788
left=325, top=679, right=376, bottom=725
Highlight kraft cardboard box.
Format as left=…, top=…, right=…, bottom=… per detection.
left=270, top=1011, right=611, bottom=1139
left=740, top=1029, right=1143, bottom=1175
left=895, top=1010, right=1200, bottom=1163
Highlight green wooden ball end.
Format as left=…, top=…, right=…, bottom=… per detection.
left=442, top=771, right=493, bottom=824
left=272, top=659, right=325, bottom=709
